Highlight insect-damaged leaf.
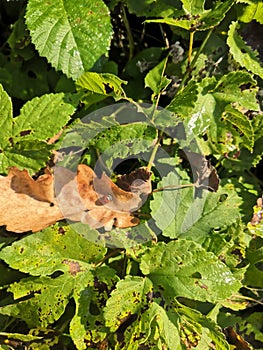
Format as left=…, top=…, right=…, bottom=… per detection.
left=0, top=225, right=106, bottom=276
left=140, top=240, right=242, bottom=303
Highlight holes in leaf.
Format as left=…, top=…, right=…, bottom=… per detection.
left=219, top=194, right=228, bottom=202
left=191, top=272, right=202, bottom=279
left=20, top=129, right=32, bottom=137
left=103, top=83, right=114, bottom=94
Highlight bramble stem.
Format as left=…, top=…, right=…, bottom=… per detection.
left=177, top=28, right=213, bottom=92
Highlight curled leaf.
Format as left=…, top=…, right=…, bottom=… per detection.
left=0, top=164, right=152, bottom=233
left=55, top=164, right=152, bottom=230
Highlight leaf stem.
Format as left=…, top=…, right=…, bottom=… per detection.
left=122, top=5, right=134, bottom=60
left=152, top=183, right=195, bottom=193
left=177, top=28, right=213, bottom=92
left=188, top=31, right=194, bottom=67
left=147, top=130, right=163, bottom=170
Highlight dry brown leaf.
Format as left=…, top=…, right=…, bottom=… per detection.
left=0, top=164, right=152, bottom=233
left=55, top=164, right=151, bottom=230
left=0, top=167, right=63, bottom=233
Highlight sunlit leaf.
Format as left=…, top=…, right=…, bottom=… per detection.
left=26, top=0, right=112, bottom=80
left=140, top=240, right=242, bottom=303
left=227, top=21, right=263, bottom=79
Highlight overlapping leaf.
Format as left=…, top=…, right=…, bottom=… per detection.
left=145, top=0, right=234, bottom=31
left=104, top=275, right=231, bottom=349
left=0, top=85, right=75, bottom=174
left=0, top=225, right=117, bottom=346
left=169, top=72, right=259, bottom=155
left=151, top=171, right=241, bottom=242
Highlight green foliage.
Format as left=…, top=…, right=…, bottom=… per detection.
left=140, top=240, right=241, bottom=302
left=26, top=0, right=112, bottom=80
left=227, top=21, right=263, bottom=79
left=0, top=85, right=75, bottom=174
left=0, top=0, right=262, bottom=349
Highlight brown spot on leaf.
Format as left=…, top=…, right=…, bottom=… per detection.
left=20, top=130, right=32, bottom=137
left=63, top=260, right=81, bottom=276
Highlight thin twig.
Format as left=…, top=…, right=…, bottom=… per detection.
left=122, top=5, right=134, bottom=60
left=177, top=28, right=213, bottom=92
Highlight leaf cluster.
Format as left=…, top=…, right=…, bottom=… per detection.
left=0, top=0, right=263, bottom=349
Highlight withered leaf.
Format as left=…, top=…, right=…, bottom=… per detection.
left=116, top=167, right=152, bottom=199
left=55, top=164, right=151, bottom=230
left=0, top=164, right=152, bottom=233
left=0, top=167, right=63, bottom=233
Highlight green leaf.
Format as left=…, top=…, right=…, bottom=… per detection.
left=145, top=17, right=197, bottom=31
left=227, top=21, right=263, bottom=79
left=25, top=0, right=112, bottom=80
left=104, top=276, right=153, bottom=331
left=167, top=80, right=199, bottom=117
left=70, top=266, right=117, bottom=350
left=239, top=312, right=263, bottom=343
left=151, top=171, right=241, bottom=242
left=0, top=84, right=13, bottom=148
left=145, top=58, right=171, bottom=96
left=237, top=1, right=263, bottom=24
left=0, top=333, right=42, bottom=343
left=222, top=105, right=254, bottom=152
left=180, top=72, right=259, bottom=156
left=175, top=300, right=230, bottom=350
left=145, top=1, right=234, bottom=31
left=0, top=274, right=76, bottom=327
left=0, top=90, right=75, bottom=174
left=0, top=225, right=106, bottom=276
left=122, top=302, right=182, bottom=350
left=181, top=0, right=204, bottom=15
left=0, top=140, right=53, bottom=174
left=76, top=72, right=127, bottom=104
left=244, top=237, right=263, bottom=288
left=140, top=240, right=242, bottom=303
left=87, top=122, right=156, bottom=169
left=126, top=0, right=183, bottom=18
left=13, top=93, right=76, bottom=141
